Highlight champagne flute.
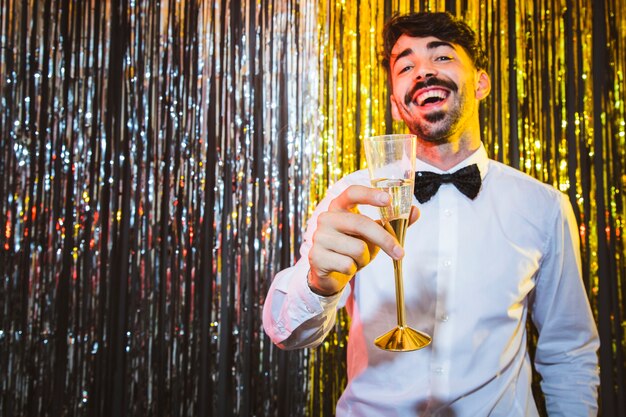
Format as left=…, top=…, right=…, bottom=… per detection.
left=363, top=134, right=432, bottom=352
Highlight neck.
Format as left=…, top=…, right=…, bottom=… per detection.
left=414, top=120, right=482, bottom=170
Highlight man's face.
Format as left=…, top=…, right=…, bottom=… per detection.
left=388, top=35, right=489, bottom=143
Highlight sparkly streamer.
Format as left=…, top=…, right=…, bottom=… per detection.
left=313, top=0, right=625, bottom=416
left=0, top=0, right=317, bottom=415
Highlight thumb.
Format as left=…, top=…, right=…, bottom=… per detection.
left=408, top=205, right=420, bottom=226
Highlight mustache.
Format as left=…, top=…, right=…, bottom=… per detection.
left=404, top=77, right=458, bottom=106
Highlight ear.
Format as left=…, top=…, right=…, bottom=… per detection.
left=475, top=70, right=491, bottom=100
left=390, top=95, right=403, bottom=121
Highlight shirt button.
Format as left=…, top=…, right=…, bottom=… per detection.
left=443, top=209, right=452, bottom=217
left=434, top=367, right=444, bottom=374
left=306, top=305, right=315, bottom=313
left=440, top=314, right=449, bottom=322
left=443, top=260, right=452, bottom=267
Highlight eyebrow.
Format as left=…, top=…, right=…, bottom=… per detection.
left=391, top=41, right=456, bottom=64
left=426, top=40, right=455, bottom=50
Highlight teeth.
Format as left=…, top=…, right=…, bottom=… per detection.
left=417, top=89, right=448, bottom=106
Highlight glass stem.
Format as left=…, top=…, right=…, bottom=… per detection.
left=393, top=259, right=407, bottom=328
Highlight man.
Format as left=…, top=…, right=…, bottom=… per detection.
left=263, top=12, right=599, bottom=416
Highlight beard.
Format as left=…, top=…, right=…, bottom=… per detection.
left=409, top=103, right=464, bottom=142
left=424, top=111, right=446, bottom=123
left=399, top=77, right=470, bottom=143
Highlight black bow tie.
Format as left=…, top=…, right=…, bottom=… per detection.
left=414, top=164, right=482, bottom=203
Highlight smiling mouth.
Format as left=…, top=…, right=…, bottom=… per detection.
left=415, top=88, right=449, bottom=106
left=405, top=77, right=458, bottom=107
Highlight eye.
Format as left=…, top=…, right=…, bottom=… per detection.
left=398, top=65, right=413, bottom=74
left=435, top=56, right=453, bottom=62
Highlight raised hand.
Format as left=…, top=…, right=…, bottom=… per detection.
left=307, top=185, right=419, bottom=296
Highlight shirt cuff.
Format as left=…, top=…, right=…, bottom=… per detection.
left=273, top=261, right=343, bottom=336
left=287, top=262, right=343, bottom=315
left=311, top=283, right=344, bottom=310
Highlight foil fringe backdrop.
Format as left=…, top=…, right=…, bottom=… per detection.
left=312, top=0, right=625, bottom=416
left=0, top=0, right=317, bottom=415
left=0, top=1, right=624, bottom=417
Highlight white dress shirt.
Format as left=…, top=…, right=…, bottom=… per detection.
left=263, top=144, right=599, bottom=416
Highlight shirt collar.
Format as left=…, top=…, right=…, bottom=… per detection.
left=414, top=143, right=489, bottom=180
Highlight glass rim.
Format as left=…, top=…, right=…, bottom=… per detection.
left=364, top=133, right=416, bottom=142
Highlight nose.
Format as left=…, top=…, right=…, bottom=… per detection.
left=414, top=63, right=437, bottom=80
left=416, top=70, right=436, bottom=80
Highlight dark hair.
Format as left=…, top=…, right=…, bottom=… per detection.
left=382, top=12, right=488, bottom=71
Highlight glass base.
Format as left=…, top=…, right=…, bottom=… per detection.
left=374, top=326, right=432, bottom=352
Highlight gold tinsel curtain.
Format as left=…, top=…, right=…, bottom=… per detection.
left=0, top=0, right=624, bottom=416
left=311, top=0, right=625, bottom=416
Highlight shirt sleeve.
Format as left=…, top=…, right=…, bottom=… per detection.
left=262, top=179, right=352, bottom=350
left=530, top=192, right=600, bottom=416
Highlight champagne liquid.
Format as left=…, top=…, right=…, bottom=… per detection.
left=372, top=178, right=414, bottom=222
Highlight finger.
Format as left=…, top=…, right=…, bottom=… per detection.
left=328, top=185, right=391, bottom=213
left=313, top=229, right=373, bottom=270
left=408, top=205, right=420, bottom=226
left=365, top=240, right=381, bottom=263
left=310, top=242, right=359, bottom=277
left=317, top=211, right=404, bottom=260
left=308, top=249, right=358, bottom=295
